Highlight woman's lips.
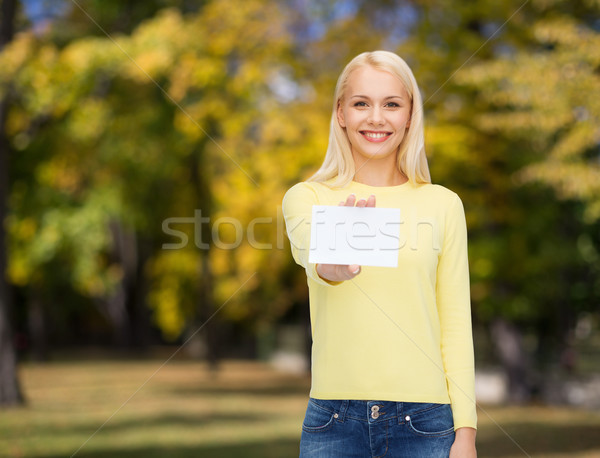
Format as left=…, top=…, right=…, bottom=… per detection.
left=360, top=131, right=392, bottom=142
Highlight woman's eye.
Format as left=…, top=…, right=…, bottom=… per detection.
left=385, top=102, right=400, bottom=108
left=353, top=101, right=368, bottom=107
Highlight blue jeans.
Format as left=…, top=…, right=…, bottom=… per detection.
left=299, top=398, right=455, bottom=458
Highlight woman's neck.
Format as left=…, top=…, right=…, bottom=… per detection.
left=352, top=153, right=407, bottom=187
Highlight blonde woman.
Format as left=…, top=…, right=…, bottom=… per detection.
left=282, top=51, right=477, bottom=457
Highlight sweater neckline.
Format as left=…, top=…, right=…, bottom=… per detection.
left=349, top=180, right=412, bottom=191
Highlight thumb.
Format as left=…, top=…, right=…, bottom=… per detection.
left=348, top=264, right=360, bottom=275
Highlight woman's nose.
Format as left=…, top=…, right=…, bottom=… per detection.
left=368, top=107, right=384, bottom=125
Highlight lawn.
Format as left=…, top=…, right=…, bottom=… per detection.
left=0, top=357, right=599, bottom=457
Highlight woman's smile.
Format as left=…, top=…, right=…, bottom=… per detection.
left=360, top=130, right=392, bottom=142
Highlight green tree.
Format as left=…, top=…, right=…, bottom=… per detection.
left=1, top=0, right=598, bottom=406
left=0, top=0, right=23, bottom=406
left=450, top=4, right=600, bottom=397
left=0, top=0, right=315, bottom=362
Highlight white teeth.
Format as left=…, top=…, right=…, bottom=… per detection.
left=363, top=132, right=388, bottom=139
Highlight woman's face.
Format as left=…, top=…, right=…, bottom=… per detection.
left=337, top=66, right=412, bottom=163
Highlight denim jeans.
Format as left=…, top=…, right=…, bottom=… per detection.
left=299, top=398, right=455, bottom=458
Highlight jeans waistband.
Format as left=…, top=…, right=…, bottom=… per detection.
left=311, top=398, right=449, bottom=425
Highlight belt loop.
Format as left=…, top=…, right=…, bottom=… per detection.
left=397, top=402, right=403, bottom=425
left=337, top=400, right=349, bottom=422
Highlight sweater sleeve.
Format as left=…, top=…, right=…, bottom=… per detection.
left=282, top=183, right=342, bottom=287
left=436, top=193, right=477, bottom=430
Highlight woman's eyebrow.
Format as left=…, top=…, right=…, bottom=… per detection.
left=350, top=95, right=405, bottom=101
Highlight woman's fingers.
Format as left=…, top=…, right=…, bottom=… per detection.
left=323, top=195, right=371, bottom=280
left=340, top=194, right=376, bottom=207
left=317, top=263, right=362, bottom=282
left=348, top=264, right=360, bottom=275
left=337, top=264, right=361, bottom=280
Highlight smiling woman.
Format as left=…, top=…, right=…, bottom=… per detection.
left=282, top=51, right=478, bottom=458
left=308, top=50, right=430, bottom=190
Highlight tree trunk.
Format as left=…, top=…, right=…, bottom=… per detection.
left=107, top=221, right=152, bottom=350
left=199, top=250, right=219, bottom=370
left=28, top=291, right=48, bottom=361
left=0, top=0, right=24, bottom=407
left=0, top=166, right=22, bottom=403
left=104, top=281, right=131, bottom=347
left=1, top=0, right=17, bottom=45
left=109, top=220, right=136, bottom=347
left=190, top=149, right=220, bottom=370
left=130, top=238, right=152, bottom=350
left=92, top=220, right=139, bottom=348
left=490, top=318, right=532, bottom=403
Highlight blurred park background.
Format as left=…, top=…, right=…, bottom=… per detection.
left=0, top=0, right=599, bottom=456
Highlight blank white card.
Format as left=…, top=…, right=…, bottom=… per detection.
left=308, top=205, right=401, bottom=268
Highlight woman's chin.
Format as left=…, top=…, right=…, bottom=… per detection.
left=353, top=149, right=397, bottom=161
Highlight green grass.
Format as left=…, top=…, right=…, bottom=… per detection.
left=0, top=358, right=599, bottom=457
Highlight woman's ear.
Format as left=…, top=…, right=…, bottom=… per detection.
left=337, top=101, right=346, bottom=128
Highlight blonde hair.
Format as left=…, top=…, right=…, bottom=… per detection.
left=308, top=50, right=431, bottom=187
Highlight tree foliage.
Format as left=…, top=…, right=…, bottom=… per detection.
left=0, top=0, right=597, bottom=391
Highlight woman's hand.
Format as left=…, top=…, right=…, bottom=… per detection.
left=315, top=193, right=376, bottom=283
left=449, top=427, right=477, bottom=458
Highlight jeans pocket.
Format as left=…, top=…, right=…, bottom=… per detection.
left=302, top=399, right=338, bottom=433
left=407, top=403, right=455, bottom=437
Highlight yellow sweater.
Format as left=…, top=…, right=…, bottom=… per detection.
left=282, top=179, right=477, bottom=430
